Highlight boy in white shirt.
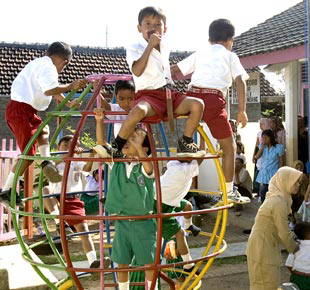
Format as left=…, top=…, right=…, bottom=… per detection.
left=285, top=222, right=310, bottom=290
left=43, top=135, right=110, bottom=269
left=101, top=6, right=205, bottom=159
left=1, top=42, right=87, bottom=206
left=171, top=19, right=249, bottom=197
left=100, top=80, right=135, bottom=138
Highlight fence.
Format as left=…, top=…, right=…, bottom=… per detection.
left=0, top=139, right=33, bottom=242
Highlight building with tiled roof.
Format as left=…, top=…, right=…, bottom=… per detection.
left=234, top=1, right=305, bottom=68
left=0, top=43, right=190, bottom=97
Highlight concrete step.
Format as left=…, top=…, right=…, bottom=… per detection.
left=0, top=244, right=57, bottom=290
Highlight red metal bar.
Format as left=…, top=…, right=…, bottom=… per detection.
left=59, top=77, right=106, bottom=290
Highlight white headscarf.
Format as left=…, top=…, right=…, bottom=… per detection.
left=266, top=166, right=302, bottom=213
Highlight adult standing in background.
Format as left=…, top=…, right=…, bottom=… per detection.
left=246, top=167, right=302, bottom=290
left=252, top=118, right=270, bottom=194
left=255, top=129, right=284, bottom=202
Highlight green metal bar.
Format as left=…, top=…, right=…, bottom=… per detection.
left=18, top=155, right=63, bottom=161
left=47, top=111, right=83, bottom=117
left=50, top=83, right=92, bottom=147
left=10, top=89, right=79, bottom=290
left=22, top=253, right=67, bottom=271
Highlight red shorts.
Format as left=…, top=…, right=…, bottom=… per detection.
left=186, top=91, right=232, bottom=140
left=134, top=89, right=185, bottom=119
left=5, top=100, right=42, bottom=156
left=63, top=197, right=86, bottom=226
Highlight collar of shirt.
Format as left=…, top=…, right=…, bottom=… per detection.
left=125, top=162, right=140, bottom=178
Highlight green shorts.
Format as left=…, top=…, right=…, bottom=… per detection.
left=290, top=272, right=310, bottom=290
left=111, top=219, right=156, bottom=265
left=161, top=200, right=187, bottom=241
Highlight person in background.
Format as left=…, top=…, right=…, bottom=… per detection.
left=234, top=156, right=252, bottom=199
left=255, top=129, right=284, bottom=203
left=270, top=116, right=286, bottom=147
left=298, top=116, right=309, bottom=166
left=229, top=119, right=241, bottom=142
left=252, top=118, right=270, bottom=194
left=246, top=167, right=302, bottom=290
left=236, top=141, right=246, bottom=167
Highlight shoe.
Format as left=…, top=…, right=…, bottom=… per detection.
left=99, top=197, right=106, bottom=205
left=183, top=265, right=201, bottom=275
left=227, top=187, right=251, bottom=205
left=93, top=143, right=124, bottom=158
left=177, top=138, right=205, bottom=157
left=41, top=161, right=62, bottom=183
left=187, top=224, right=201, bottom=237
left=243, top=229, right=251, bottom=235
left=56, top=222, right=74, bottom=236
left=90, top=257, right=111, bottom=268
left=0, top=189, right=24, bottom=207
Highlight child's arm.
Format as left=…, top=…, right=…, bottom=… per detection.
left=132, top=34, right=161, bottom=77
left=83, top=150, right=96, bottom=172
left=53, top=94, right=81, bottom=109
left=130, top=131, right=153, bottom=175
left=255, top=145, right=264, bottom=160
left=235, top=75, right=248, bottom=128
left=170, top=65, right=183, bottom=80
left=45, top=79, right=87, bottom=96
left=94, top=109, right=107, bottom=146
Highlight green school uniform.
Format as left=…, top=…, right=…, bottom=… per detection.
left=105, top=162, right=156, bottom=265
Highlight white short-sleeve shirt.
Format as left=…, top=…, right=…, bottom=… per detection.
left=51, top=161, right=86, bottom=194
left=84, top=175, right=99, bottom=196
left=285, top=240, right=310, bottom=274
left=126, top=35, right=173, bottom=92
left=105, top=103, right=127, bottom=138
left=11, top=56, right=59, bottom=111
left=177, top=44, right=248, bottom=97
left=157, top=160, right=199, bottom=207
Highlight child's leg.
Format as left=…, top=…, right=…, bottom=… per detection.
left=42, top=186, right=59, bottom=224
left=145, top=267, right=158, bottom=290
left=218, top=136, right=236, bottom=192
left=74, top=222, right=98, bottom=267
left=114, top=102, right=155, bottom=152
left=174, top=97, right=204, bottom=139
left=175, top=229, right=195, bottom=270
left=182, top=201, right=201, bottom=236
left=117, top=264, right=129, bottom=290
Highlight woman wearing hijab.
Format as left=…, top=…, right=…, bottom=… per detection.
left=246, top=167, right=302, bottom=290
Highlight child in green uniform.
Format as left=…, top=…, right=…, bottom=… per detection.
left=94, top=108, right=157, bottom=290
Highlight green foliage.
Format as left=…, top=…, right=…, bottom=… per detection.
left=66, top=126, right=96, bottom=148
left=261, top=109, right=275, bottom=117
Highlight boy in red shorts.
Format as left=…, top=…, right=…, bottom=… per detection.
left=172, top=19, right=249, bottom=197
left=43, top=135, right=110, bottom=269
left=1, top=42, right=87, bottom=206
left=101, top=6, right=205, bottom=159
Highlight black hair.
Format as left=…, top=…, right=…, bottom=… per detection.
left=115, top=80, right=135, bottom=96
left=236, top=141, right=245, bottom=154
left=261, top=129, right=277, bottom=147
left=134, top=127, right=152, bottom=155
left=58, top=135, right=74, bottom=146
left=46, top=42, right=72, bottom=61
left=92, top=169, right=104, bottom=179
left=235, top=157, right=245, bottom=164
left=209, top=19, right=235, bottom=43
left=294, top=222, right=310, bottom=240
left=138, top=6, right=166, bottom=26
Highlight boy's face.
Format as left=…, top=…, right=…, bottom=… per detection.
left=53, top=56, right=69, bottom=74
left=116, top=89, right=135, bottom=112
left=138, top=15, right=166, bottom=42
left=122, top=130, right=147, bottom=157
left=58, top=140, right=72, bottom=152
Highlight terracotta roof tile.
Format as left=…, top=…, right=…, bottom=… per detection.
left=233, top=2, right=304, bottom=57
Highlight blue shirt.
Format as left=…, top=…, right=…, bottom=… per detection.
left=256, top=144, right=284, bottom=184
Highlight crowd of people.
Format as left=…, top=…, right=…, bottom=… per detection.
left=0, top=4, right=309, bottom=290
